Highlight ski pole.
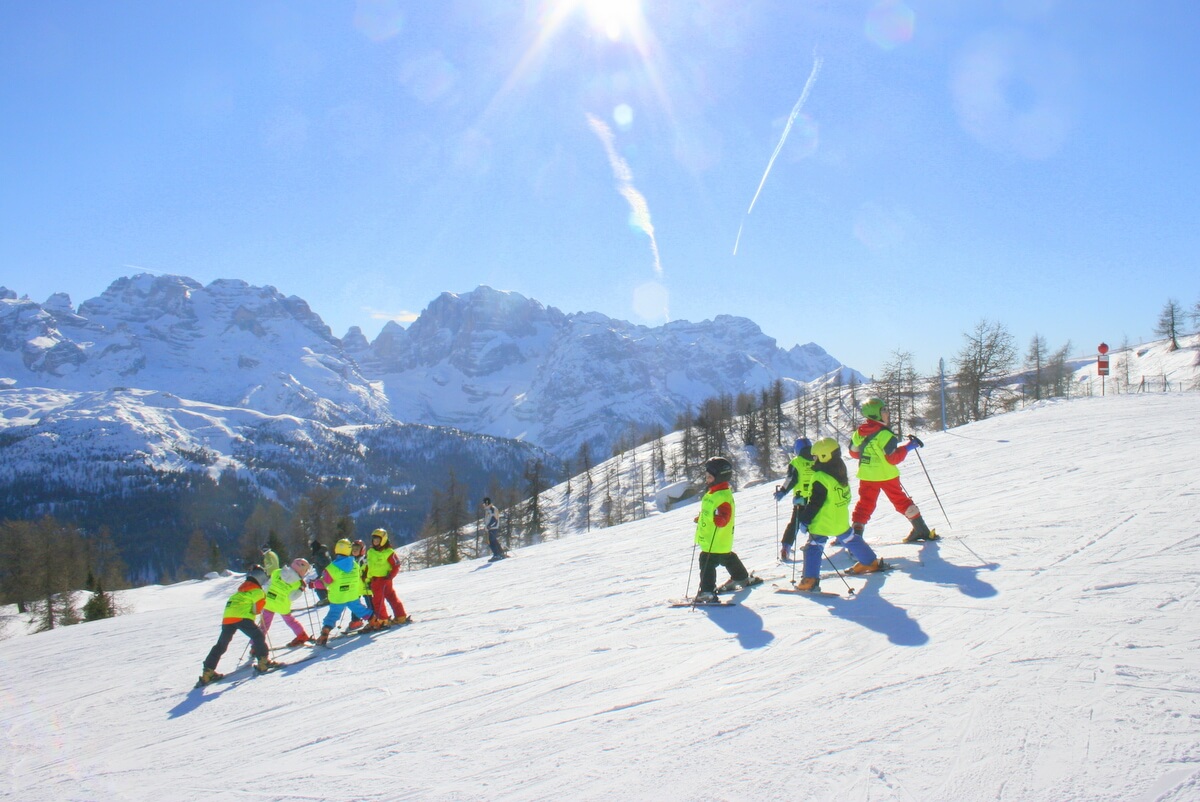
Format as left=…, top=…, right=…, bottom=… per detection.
left=683, top=541, right=698, bottom=603
left=913, top=448, right=952, bottom=529
left=822, top=549, right=856, bottom=597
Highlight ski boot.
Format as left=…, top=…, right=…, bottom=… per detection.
left=196, top=667, right=223, bottom=687
left=693, top=591, right=719, bottom=603
left=316, top=626, right=333, bottom=646
left=904, top=515, right=939, bottom=543
left=255, top=656, right=282, bottom=674
left=346, top=618, right=366, bottom=633
left=794, top=577, right=820, bottom=592
left=848, top=559, right=884, bottom=575
left=286, top=633, right=311, bottom=648
left=391, top=615, right=408, bottom=626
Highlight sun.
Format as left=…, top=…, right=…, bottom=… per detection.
left=542, top=0, right=646, bottom=42
left=579, top=0, right=645, bottom=41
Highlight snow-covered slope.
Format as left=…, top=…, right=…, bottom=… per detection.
left=2, top=392, right=1198, bottom=801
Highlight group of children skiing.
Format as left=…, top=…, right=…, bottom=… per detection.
left=692, top=396, right=937, bottom=601
left=198, top=396, right=933, bottom=684
left=197, top=528, right=410, bottom=686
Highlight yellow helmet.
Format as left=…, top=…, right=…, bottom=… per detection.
left=371, top=528, right=389, bottom=547
left=810, top=437, right=840, bottom=463
left=333, top=538, right=353, bottom=556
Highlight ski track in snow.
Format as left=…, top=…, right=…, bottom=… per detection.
left=2, top=394, right=1200, bottom=800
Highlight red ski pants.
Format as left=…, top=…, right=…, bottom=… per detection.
left=853, top=477, right=916, bottom=527
left=370, top=577, right=407, bottom=620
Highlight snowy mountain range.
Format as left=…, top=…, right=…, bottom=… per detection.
left=0, top=274, right=861, bottom=571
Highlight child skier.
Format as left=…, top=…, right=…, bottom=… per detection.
left=261, top=558, right=313, bottom=648
left=196, top=566, right=279, bottom=686
left=308, top=539, right=371, bottom=645
left=693, top=456, right=754, bottom=602
left=792, top=437, right=884, bottom=591
left=848, top=398, right=937, bottom=543
left=366, top=528, right=408, bottom=629
left=774, top=437, right=815, bottom=561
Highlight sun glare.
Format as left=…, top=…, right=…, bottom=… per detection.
left=581, top=0, right=644, bottom=41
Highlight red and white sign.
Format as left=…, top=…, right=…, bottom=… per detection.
left=1097, top=343, right=1109, bottom=376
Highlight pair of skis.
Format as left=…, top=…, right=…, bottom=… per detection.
left=669, top=562, right=896, bottom=607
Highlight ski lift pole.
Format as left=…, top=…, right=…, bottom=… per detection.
left=913, top=448, right=951, bottom=529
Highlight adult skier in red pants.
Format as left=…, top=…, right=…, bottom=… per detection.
left=848, top=398, right=938, bottom=544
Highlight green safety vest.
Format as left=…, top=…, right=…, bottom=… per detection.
left=325, top=559, right=364, bottom=605
left=222, top=585, right=265, bottom=621
left=808, top=471, right=852, bottom=537
left=366, top=547, right=395, bottom=579
left=264, top=568, right=301, bottom=615
left=790, top=455, right=816, bottom=499
left=694, top=485, right=736, bottom=554
left=852, top=427, right=900, bottom=482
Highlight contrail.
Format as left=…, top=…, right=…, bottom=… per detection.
left=587, top=113, right=663, bottom=277
left=734, top=52, right=823, bottom=255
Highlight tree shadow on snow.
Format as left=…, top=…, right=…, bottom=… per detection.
left=904, top=541, right=999, bottom=599
left=696, top=599, right=775, bottom=650
left=813, top=578, right=930, bottom=647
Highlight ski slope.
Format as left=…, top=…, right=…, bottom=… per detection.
left=2, top=393, right=1199, bottom=801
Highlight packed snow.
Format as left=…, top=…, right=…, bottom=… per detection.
left=2, top=392, right=1199, bottom=801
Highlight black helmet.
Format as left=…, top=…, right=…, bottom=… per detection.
left=704, top=456, right=733, bottom=483
left=482, top=497, right=492, bottom=505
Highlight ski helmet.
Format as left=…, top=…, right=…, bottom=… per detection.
left=861, top=398, right=886, bottom=421
left=704, top=456, right=733, bottom=483
left=794, top=437, right=812, bottom=456
left=290, top=558, right=311, bottom=576
left=371, top=528, right=390, bottom=547
left=260, top=543, right=271, bottom=553
left=482, top=497, right=492, bottom=505
left=810, top=437, right=840, bottom=464
left=333, top=538, right=353, bottom=557
left=247, top=565, right=269, bottom=586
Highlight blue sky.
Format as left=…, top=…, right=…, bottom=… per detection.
left=2, top=0, right=1197, bottom=377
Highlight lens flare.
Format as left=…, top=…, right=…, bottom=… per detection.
left=865, top=0, right=915, bottom=50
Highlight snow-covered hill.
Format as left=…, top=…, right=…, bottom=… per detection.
left=3, top=392, right=1198, bottom=801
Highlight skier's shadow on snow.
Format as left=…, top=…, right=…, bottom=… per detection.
left=906, top=541, right=998, bottom=599
left=696, top=598, right=775, bottom=650
left=167, top=638, right=365, bottom=719
left=814, top=579, right=929, bottom=647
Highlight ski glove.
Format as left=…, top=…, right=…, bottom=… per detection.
left=780, top=544, right=792, bottom=561
left=907, top=435, right=924, bottom=451
left=773, top=489, right=787, bottom=502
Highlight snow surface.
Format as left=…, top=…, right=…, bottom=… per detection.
left=2, top=393, right=1200, bottom=801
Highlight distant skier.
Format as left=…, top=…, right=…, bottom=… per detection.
left=793, top=438, right=883, bottom=592
left=261, top=558, right=313, bottom=648
left=775, top=437, right=815, bottom=561
left=308, top=539, right=371, bottom=645
left=196, top=566, right=279, bottom=686
left=259, top=544, right=280, bottom=575
left=482, top=497, right=507, bottom=561
left=848, top=398, right=937, bottom=543
left=692, top=456, right=754, bottom=602
left=365, top=529, right=409, bottom=629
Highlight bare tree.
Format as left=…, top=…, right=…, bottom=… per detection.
left=1156, top=298, right=1184, bottom=351
left=954, top=319, right=1018, bottom=421
left=1024, top=334, right=1049, bottom=401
